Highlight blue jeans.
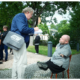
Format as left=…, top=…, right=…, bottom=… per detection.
left=4, top=45, right=8, bottom=61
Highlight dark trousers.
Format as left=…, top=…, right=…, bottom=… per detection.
left=46, top=59, right=65, bottom=73
left=0, top=44, right=3, bottom=60
left=39, top=59, right=65, bottom=73
left=35, top=45, right=39, bottom=53
left=4, top=45, right=8, bottom=61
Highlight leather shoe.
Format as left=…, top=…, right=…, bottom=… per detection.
left=3, top=60, right=6, bottom=62
left=0, top=61, right=3, bottom=64
left=3, top=60, right=8, bottom=62
left=37, top=62, right=48, bottom=70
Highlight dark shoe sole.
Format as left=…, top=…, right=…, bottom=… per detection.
left=37, top=62, right=48, bottom=69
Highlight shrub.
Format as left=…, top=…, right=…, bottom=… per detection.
left=48, top=32, right=62, bottom=47
left=40, top=40, right=48, bottom=46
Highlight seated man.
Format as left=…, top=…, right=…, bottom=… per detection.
left=37, top=35, right=72, bottom=74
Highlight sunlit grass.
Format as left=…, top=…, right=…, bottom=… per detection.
left=27, top=45, right=80, bottom=56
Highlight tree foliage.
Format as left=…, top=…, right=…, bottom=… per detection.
left=0, top=2, right=23, bottom=30
left=0, top=1, right=78, bottom=30
left=38, top=23, right=49, bottom=34
left=50, top=23, right=57, bottom=29
left=69, top=2, right=80, bottom=43
left=57, top=20, right=70, bottom=33
left=48, top=20, right=70, bottom=47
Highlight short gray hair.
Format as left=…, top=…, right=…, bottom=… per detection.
left=22, top=7, right=34, bottom=13
left=3, top=25, right=8, bottom=29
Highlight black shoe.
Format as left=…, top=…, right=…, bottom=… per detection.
left=5, top=60, right=8, bottom=61
left=37, top=62, right=48, bottom=70
left=0, top=61, right=3, bottom=64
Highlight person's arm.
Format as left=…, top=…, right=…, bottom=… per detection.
left=1, top=32, right=6, bottom=37
left=60, top=47, right=71, bottom=57
left=60, top=54, right=64, bottom=57
left=16, top=15, right=38, bottom=34
left=1, top=31, right=8, bottom=38
left=0, top=39, right=1, bottom=45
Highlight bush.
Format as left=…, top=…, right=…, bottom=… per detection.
left=33, top=39, right=48, bottom=46
left=40, top=40, right=48, bottom=46
left=69, top=41, right=79, bottom=49
left=48, top=32, right=62, bottom=47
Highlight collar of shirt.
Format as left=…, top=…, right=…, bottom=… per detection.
left=59, top=43, right=68, bottom=48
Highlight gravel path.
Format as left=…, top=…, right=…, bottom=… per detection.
left=0, top=50, right=80, bottom=79
left=0, top=50, right=50, bottom=69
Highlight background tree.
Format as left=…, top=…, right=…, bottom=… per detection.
left=0, top=2, right=23, bottom=30
left=57, top=20, right=70, bottom=33
left=48, top=20, right=70, bottom=47
left=69, top=2, right=80, bottom=43
left=0, top=1, right=78, bottom=30
left=50, top=23, right=57, bottom=29
left=38, top=23, right=49, bottom=34
left=68, top=2, right=80, bottom=50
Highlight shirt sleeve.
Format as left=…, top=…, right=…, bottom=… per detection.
left=15, top=15, right=34, bottom=34
left=61, top=46, right=71, bottom=57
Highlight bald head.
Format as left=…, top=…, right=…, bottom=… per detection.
left=63, top=35, right=70, bottom=42
left=59, top=35, right=70, bottom=44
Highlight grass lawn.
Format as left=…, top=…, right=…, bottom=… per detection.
left=27, top=45, right=80, bottom=56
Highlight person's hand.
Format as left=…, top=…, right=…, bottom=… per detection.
left=0, top=39, right=1, bottom=45
left=34, top=27, right=39, bottom=31
left=55, top=47, right=57, bottom=49
left=60, top=54, right=64, bottom=57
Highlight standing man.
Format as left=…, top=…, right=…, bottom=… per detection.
left=0, top=29, right=3, bottom=64
left=2, top=25, right=8, bottom=61
left=37, top=35, right=72, bottom=74
left=34, top=34, right=40, bottom=54
left=11, top=7, right=39, bottom=79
